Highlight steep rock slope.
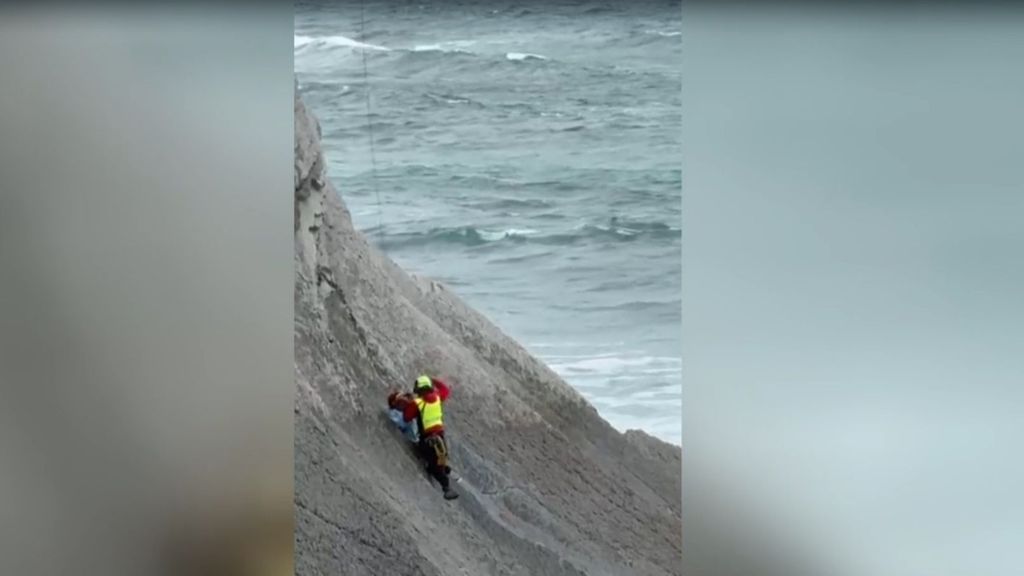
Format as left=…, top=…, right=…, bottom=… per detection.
left=294, top=89, right=681, bottom=576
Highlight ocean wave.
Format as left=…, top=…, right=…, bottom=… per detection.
left=297, top=34, right=554, bottom=70
left=541, top=221, right=681, bottom=244
left=563, top=300, right=681, bottom=313
left=444, top=174, right=520, bottom=188
left=496, top=102, right=541, bottom=114
left=391, top=48, right=481, bottom=73
left=376, top=219, right=679, bottom=250
left=378, top=226, right=538, bottom=249
left=522, top=180, right=586, bottom=191
left=294, top=34, right=391, bottom=52
left=423, top=91, right=485, bottom=108
left=463, top=198, right=554, bottom=210
left=506, top=52, right=548, bottom=61
left=581, top=276, right=660, bottom=293
left=412, top=40, right=476, bottom=54
left=486, top=250, right=556, bottom=265
left=547, top=354, right=680, bottom=376
left=296, top=80, right=352, bottom=96
left=604, top=217, right=678, bottom=233
left=479, top=227, right=538, bottom=241
left=528, top=341, right=628, bottom=352
left=644, top=29, right=681, bottom=37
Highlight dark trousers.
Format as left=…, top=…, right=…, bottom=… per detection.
left=419, top=432, right=450, bottom=491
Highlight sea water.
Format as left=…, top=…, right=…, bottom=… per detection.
left=295, top=0, right=681, bottom=444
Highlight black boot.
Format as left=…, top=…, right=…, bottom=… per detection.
left=443, top=487, right=459, bottom=500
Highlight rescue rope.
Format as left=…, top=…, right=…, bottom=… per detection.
left=358, top=0, right=385, bottom=238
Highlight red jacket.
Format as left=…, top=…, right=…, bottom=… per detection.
left=403, top=378, right=450, bottom=436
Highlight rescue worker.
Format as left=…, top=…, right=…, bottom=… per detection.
left=402, top=374, right=458, bottom=500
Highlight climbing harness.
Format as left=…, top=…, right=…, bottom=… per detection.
left=425, top=435, right=449, bottom=470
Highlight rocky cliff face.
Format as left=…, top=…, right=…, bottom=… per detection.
left=294, top=89, right=681, bottom=576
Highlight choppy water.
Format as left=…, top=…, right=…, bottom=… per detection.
left=295, top=0, right=681, bottom=444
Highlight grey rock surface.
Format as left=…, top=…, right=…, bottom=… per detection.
left=294, top=89, right=682, bottom=576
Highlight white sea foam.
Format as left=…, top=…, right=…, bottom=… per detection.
left=528, top=342, right=627, bottom=349
left=506, top=52, right=548, bottom=61
left=478, top=228, right=539, bottom=241
left=294, top=34, right=391, bottom=52
left=412, top=40, right=476, bottom=54
left=424, top=92, right=474, bottom=105
left=547, top=355, right=681, bottom=375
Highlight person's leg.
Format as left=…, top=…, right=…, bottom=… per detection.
left=424, top=435, right=452, bottom=491
left=417, top=439, right=431, bottom=471
left=433, top=465, right=450, bottom=491
left=440, top=437, right=453, bottom=476
left=432, top=441, right=457, bottom=498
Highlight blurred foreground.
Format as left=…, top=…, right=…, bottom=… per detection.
left=0, top=6, right=294, bottom=575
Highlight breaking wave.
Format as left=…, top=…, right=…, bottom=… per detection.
left=377, top=226, right=536, bottom=249
left=376, top=220, right=680, bottom=250
left=294, top=35, right=550, bottom=66
left=506, top=52, right=548, bottom=61
left=412, top=40, right=477, bottom=54
left=294, top=34, right=391, bottom=52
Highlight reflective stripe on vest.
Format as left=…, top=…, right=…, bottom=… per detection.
left=415, top=396, right=443, bottom=431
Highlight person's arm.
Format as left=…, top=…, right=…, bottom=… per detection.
left=402, top=400, right=419, bottom=423
left=432, top=378, right=451, bottom=402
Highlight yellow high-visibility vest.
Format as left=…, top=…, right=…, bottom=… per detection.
left=415, top=396, right=443, bottom=431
